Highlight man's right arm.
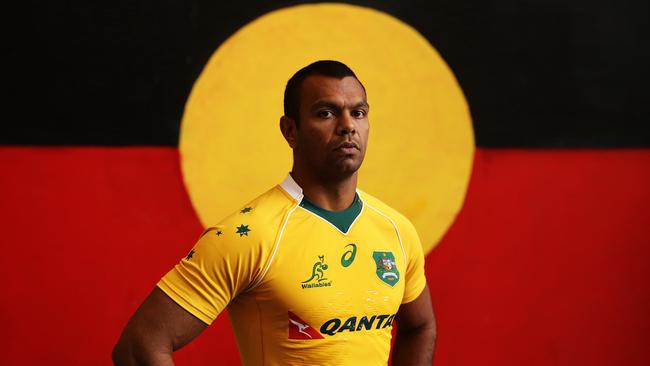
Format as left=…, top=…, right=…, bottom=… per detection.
left=112, top=287, right=208, bottom=366
left=113, top=222, right=264, bottom=365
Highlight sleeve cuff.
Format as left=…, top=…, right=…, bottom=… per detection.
left=401, top=279, right=426, bottom=304
left=157, top=279, right=215, bottom=325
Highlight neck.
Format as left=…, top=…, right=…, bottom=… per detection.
left=290, top=167, right=358, bottom=211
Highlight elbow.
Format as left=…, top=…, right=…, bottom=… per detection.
left=112, top=338, right=133, bottom=366
left=112, top=334, right=172, bottom=366
left=111, top=343, right=125, bottom=366
left=111, top=335, right=147, bottom=366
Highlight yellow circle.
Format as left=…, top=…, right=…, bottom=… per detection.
left=180, top=3, right=474, bottom=254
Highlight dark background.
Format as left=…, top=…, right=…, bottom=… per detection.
left=6, top=0, right=650, bottom=147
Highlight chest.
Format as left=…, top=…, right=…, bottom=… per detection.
left=256, top=209, right=406, bottom=326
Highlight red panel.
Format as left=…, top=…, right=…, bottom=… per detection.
left=1, top=147, right=649, bottom=365
left=0, top=147, right=239, bottom=366
left=427, top=149, right=650, bottom=366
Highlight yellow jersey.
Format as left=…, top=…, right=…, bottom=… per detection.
left=157, top=174, right=426, bottom=366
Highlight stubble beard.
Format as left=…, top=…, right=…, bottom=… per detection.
left=319, top=152, right=364, bottom=183
left=293, top=143, right=365, bottom=185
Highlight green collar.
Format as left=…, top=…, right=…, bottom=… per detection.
left=299, top=193, right=363, bottom=233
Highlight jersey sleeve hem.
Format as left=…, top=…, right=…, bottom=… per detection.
left=401, top=279, right=426, bottom=304
left=156, top=278, right=215, bottom=325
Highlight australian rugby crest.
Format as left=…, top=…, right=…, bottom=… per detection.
left=373, top=251, right=400, bottom=286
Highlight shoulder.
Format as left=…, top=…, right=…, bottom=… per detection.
left=186, top=185, right=298, bottom=284
left=206, top=184, right=298, bottom=243
left=358, top=189, right=418, bottom=236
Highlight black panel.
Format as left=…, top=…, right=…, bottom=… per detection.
left=4, top=0, right=649, bottom=146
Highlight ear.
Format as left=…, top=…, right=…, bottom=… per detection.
left=280, top=115, right=297, bottom=149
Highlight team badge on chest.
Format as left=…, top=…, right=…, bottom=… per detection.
left=373, top=251, right=400, bottom=286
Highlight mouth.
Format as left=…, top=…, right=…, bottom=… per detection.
left=334, top=141, right=360, bottom=156
left=335, top=141, right=360, bottom=151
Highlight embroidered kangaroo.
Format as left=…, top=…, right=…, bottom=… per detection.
left=302, top=255, right=329, bottom=283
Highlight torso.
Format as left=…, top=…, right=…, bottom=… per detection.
left=228, top=177, right=408, bottom=366
left=158, top=174, right=425, bottom=366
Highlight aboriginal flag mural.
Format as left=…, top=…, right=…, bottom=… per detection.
left=2, top=1, right=649, bottom=365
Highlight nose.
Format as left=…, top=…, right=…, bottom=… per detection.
left=337, top=113, right=356, bottom=136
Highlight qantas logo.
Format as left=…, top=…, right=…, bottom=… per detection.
left=288, top=311, right=396, bottom=339
left=288, top=311, right=324, bottom=339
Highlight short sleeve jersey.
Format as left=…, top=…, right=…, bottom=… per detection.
left=157, top=174, right=426, bottom=366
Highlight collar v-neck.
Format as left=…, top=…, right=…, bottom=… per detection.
left=299, top=193, right=362, bottom=233
left=279, top=173, right=363, bottom=234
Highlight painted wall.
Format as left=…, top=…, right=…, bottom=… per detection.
left=1, top=148, right=648, bottom=365
left=2, top=1, right=649, bottom=365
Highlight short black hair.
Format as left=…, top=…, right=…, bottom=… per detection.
left=283, top=60, right=364, bottom=123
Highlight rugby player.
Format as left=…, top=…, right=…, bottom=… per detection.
left=113, top=60, right=436, bottom=365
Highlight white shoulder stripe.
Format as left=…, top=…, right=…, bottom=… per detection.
left=363, top=202, right=407, bottom=268
left=245, top=198, right=301, bottom=292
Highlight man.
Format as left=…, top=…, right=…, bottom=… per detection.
left=113, top=60, right=436, bottom=365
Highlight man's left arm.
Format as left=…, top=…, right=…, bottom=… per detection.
left=392, top=283, right=436, bottom=365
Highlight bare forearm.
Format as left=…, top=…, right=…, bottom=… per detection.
left=391, top=323, right=436, bottom=366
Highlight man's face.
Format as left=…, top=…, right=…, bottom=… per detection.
left=290, top=75, right=370, bottom=181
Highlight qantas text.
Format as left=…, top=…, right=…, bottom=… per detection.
left=319, top=313, right=396, bottom=336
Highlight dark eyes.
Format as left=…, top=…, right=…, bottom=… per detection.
left=316, top=110, right=366, bottom=119
left=317, top=110, right=334, bottom=118
left=351, top=110, right=367, bottom=118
